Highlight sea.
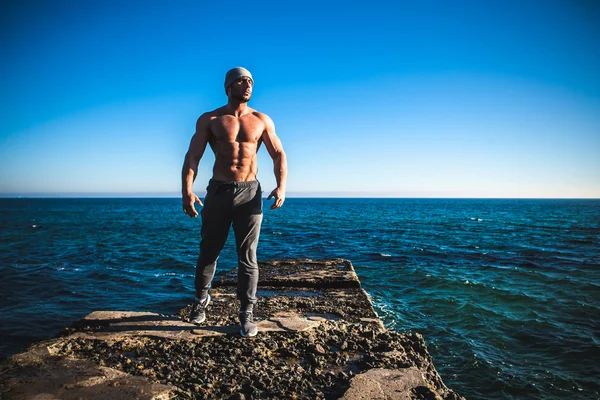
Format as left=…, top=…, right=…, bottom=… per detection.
left=0, top=198, right=598, bottom=399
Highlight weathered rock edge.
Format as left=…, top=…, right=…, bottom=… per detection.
left=0, top=259, right=465, bottom=400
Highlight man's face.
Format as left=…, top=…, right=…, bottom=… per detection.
left=228, top=77, right=253, bottom=102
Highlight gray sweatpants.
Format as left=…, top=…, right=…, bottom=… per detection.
left=194, top=179, right=263, bottom=311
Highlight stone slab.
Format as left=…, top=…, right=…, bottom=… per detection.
left=76, top=311, right=201, bottom=340
left=340, top=367, right=433, bottom=400
left=1, top=353, right=174, bottom=400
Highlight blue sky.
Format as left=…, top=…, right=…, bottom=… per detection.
left=1, top=0, right=599, bottom=197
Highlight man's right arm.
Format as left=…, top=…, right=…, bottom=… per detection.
left=182, top=114, right=210, bottom=218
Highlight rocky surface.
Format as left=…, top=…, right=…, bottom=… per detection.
left=0, top=259, right=465, bottom=400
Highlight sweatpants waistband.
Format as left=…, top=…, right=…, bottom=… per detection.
left=209, top=179, right=259, bottom=188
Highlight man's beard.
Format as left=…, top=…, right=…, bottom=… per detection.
left=232, top=92, right=251, bottom=103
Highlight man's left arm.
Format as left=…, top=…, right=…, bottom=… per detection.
left=260, top=114, right=287, bottom=209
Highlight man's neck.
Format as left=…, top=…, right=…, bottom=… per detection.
left=225, top=101, right=250, bottom=117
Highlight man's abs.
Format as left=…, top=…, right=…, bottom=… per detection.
left=212, top=146, right=258, bottom=181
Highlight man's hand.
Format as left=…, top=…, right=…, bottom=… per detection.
left=267, top=188, right=285, bottom=210
left=182, top=192, right=203, bottom=217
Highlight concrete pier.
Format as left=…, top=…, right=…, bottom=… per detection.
left=0, top=259, right=465, bottom=399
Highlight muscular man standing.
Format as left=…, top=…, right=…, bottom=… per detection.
left=181, top=67, right=287, bottom=337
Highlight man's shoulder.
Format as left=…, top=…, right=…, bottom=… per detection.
left=195, top=109, right=224, bottom=130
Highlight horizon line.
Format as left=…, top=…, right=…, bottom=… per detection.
left=1, top=193, right=598, bottom=200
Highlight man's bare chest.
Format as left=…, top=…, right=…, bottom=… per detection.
left=210, top=115, right=264, bottom=143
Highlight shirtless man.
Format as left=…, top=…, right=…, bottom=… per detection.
left=181, top=67, right=287, bottom=337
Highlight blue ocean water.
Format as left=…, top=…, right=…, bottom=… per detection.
left=0, top=198, right=598, bottom=399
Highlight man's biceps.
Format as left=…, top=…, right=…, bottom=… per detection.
left=260, top=134, right=275, bottom=153
left=264, top=133, right=283, bottom=150
left=271, top=134, right=284, bottom=151
left=190, top=135, right=210, bottom=154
